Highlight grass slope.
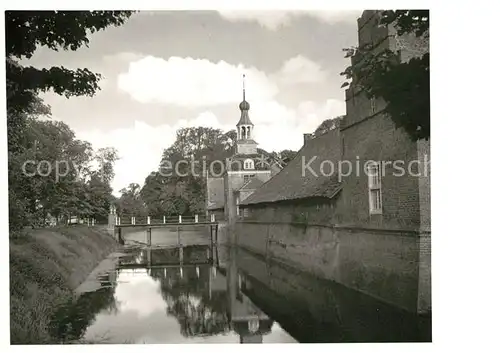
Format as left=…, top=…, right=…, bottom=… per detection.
left=9, top=225, right=117, bottom=344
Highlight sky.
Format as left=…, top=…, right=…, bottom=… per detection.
left=27, top=10, right=361, bottom=194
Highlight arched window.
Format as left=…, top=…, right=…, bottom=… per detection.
left=246, top=126, right=251, bottom=139
left=241, top=126, right=246, bottom=140
left=243, top=159, right=254, bottom=170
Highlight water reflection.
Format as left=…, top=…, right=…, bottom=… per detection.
left=50, top=242, right=429, bottom=343
left=51, top=244, right=295, bottom=343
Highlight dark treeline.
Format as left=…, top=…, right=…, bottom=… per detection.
left=9, top=114, right=119, bottom=230
left=6, top=11, right=135, bottom=234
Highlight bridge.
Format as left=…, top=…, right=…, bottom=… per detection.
left=108, top=213, right=219, bottom=246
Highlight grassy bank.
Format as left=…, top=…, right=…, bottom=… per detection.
left=9, top=225, right=118, bottom=344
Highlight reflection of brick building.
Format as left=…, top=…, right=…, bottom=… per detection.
left=206, top=77, right=273, bottom=221
left=237, top=10, right=431, bottom=321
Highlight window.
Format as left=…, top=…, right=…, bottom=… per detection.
left=243, top=208, right=249, bottom=218
left=243, top=174, right=255, bottom=183
left=243, top=159, right=254, bottom=170
left=370, top=97, right=376, bottom=114
left=367, top=162, right=382, bottom=214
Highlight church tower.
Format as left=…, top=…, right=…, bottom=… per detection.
left=206, top=74, right=273, bottom=221
left=235, top=74, right=258, bottom=156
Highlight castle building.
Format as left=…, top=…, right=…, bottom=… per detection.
left=206, top=75, right=273, bottom=221
left=236, top=10, right=431, bottom=331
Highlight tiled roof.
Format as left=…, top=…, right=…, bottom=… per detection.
left=239, top=178, right=264, bottom=191
left=241, top=128, right=343, bottom=206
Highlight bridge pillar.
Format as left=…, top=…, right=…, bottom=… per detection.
left=179, top=215, right=182, bottom=223
left=132, top=216, right=135, bottom=225
left=163, top=215, right=166, bottom=224
left=195, top=214, right=199, bottom=223
left=108, top=205, right=117, bottom=231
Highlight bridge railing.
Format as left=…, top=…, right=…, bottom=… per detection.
left=114, top=214, right=216, bottom=225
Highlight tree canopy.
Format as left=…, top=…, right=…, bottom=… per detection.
left=341, top=10, right=429, bottom=141
left=6, top=11, right=134, bottom=232
left=313, top=116, right=345, bottom=137
left=6, top=11, right=134, bottom=115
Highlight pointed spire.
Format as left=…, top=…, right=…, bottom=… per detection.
left=237, top=73, right=253, bottom=127
left=243, top=73, right=246, bottom=101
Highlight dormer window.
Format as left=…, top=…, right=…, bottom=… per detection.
left=243, top=159, right=254, bottom=170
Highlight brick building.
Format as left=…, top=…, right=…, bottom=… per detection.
left=236, top=10, right=431, bottom=323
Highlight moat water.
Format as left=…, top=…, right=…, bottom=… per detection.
left=49, top=228, right=431, bottom=343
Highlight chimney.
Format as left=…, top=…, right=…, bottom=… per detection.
left=303, top=133, right=313, bottom=146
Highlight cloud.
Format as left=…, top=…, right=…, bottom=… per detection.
left=217, top=10, right=361, bottom=30
left=117, top=56, right=278, bottom=107
left=80, top=54, right=342, bottom=194
left=217, top=11, right=294, bottom=30
left=76, top=111, right=234, bottom=195
left=114, top=270, right=167, bottom=318
left=275, top=55, right=328, bottom=84
left=76, top=120, right=178, bottom=194
left=117, top=53, right=331, bottom=107
left=76, top=96, right=345, bottom=195
left=251, top=98, right=345, bottom=152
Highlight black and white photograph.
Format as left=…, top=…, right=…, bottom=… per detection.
left=5, top=5, right=440, bottom=347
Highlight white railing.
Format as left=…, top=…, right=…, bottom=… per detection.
left=113, top=214, right=217, bottom=225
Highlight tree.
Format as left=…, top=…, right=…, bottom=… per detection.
left=140, top=127, right=238, bottom=217
left=341, top=10, right=429, bottom=141
left=149, top=266, right=230, bottom=337
left=6, top=11, right=134, bottom=232
left=94, top=147, right=119, bottom=185
left=6, top=11, right=135, bottom=115
left=313, top=116, right=345, bottom=137
left=116, top=183, right=147, bottom=216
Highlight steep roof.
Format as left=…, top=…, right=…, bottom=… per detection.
left=241, top=128, right=343, bottom=206
left=237, top=108, right=254, bottom=126
left=239, top=178, right=264, bottom=191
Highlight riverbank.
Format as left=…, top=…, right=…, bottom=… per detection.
left=9, top=225, right=118, bottom=344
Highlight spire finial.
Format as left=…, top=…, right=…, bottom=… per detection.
left=243, top=73, right=246, bottom=101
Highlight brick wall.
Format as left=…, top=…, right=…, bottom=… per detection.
left=244, top=198, right=340, bottom=225
left=340, top=112, right=421, bottom=230
left=416, top=139, right=431, bottom=314
left=417, top=139, right=431, bottom=232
